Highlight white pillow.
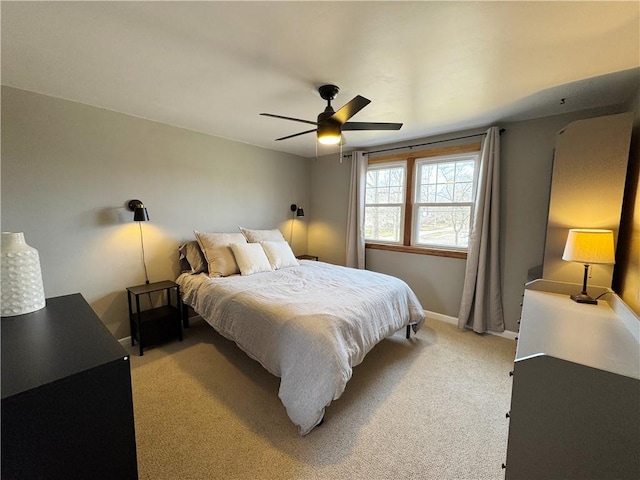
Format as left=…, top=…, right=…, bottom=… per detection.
left=238, top=226, right=286, bottom=243
left=194, top=231, right=247, bottom=277
left=261, top=241, right=299, bottom=270
left=230, top=243, right=273, bottom=276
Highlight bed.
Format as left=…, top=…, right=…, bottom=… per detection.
left=177, top=230, right=425, bottom=435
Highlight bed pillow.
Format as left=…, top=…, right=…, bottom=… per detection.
left=261, top=241, right=299, bottom=270
left=230, top=243, right=273, bottom=276
left=239, top=226, right=286, bottom=243
left=194, top=231, right=247, bottom=277
left=178, top=241, right=208, bottom=274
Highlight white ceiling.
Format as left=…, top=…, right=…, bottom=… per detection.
left=2, top=1, right=639, bottom=158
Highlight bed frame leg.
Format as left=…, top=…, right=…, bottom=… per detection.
left=182, top=303, right=190, bottom=328
left=406, top=325, right=411, bottom=339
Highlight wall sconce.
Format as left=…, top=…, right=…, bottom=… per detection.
left=128, top=199, right=150, bottom=284
left=128, top=199, right=149, bottom=221
left=562, top=228, right=615, bottom=305
left=291, top=204, right=305, bottom=217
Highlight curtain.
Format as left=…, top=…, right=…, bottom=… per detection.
left=345, top=151, right=367, bottom=269
left=458, top=127, right=505, bottom=333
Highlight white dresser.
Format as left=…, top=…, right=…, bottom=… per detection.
left=504, top=279, right=640, bottom=479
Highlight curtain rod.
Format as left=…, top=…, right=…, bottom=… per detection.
left=341, top=128, right=505, bottom=159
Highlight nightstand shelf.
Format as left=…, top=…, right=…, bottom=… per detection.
left=126, top=280, right=182, bottom=356
left=296, top=254, right=319, bottom=261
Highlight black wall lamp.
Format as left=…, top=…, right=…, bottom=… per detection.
left=128, top=199, right=149, bottom=221
left=290, top=204, right=304, bottom=217
left=128, top=199, right=150, bottom=283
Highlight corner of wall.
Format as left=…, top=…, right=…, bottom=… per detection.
left=613, top=87, right=640, bottom=314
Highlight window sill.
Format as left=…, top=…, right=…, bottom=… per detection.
left=365, top=243, right=467, bottom=259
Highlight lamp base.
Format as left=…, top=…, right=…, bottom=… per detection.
left=570, top=293, right=598, bottom=305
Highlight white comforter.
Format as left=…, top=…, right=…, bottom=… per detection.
left=177, top=260, right=425, bottom=435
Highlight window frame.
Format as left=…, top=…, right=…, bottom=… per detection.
left=364, top=143, right=481, bottom=259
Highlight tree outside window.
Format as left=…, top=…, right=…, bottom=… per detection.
left=414, top=156, right=477, bottom=248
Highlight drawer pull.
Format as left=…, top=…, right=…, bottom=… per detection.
left=509, top=370, right=514, bottom=377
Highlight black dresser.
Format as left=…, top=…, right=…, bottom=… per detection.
left=1, top=293, right=138, bottom=479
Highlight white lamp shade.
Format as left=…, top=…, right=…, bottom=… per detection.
left=562, top=229, right=616, bottom=265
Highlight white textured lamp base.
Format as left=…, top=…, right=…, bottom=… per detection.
left=1, top=232, right=46, bottom=317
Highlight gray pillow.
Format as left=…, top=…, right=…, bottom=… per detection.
left=178, top=240, right=208, bottom=274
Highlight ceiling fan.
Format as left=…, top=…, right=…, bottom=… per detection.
left=260, top=84, right=402, bottom=145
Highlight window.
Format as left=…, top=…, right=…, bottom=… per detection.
left=364, top=145, right=480, bottom=256
left=413, top=154, right=477, bottom=249
left=365, top=162, right=406, bottom=243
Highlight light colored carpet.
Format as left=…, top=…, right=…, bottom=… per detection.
left=127, top=317, right=515, bottom=480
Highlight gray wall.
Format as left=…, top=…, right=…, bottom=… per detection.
left=308, top=153, right=352, bottom=265
left=1, top=87, right=310, bottom=338
left=310, top=104, right=631, bottom=332
left=3, top=85, right=635, bottom=338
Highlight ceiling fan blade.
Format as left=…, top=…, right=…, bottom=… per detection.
left=275, top=129, right=317, bottom=141
left=342, top=122, right=403, bottom=131
left=329, top=95, right=371, bottom=124
left=260, top=113, right=318, bottom=126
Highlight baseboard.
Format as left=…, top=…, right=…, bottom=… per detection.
left=425, top=309, right=518, bottom=341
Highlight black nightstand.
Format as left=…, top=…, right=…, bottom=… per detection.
left=296, top=254, right=319, bottom=261
left=126, top=280, right=183, bottom=356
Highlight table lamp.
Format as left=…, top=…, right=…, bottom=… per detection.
left=561, top=228, right=615, bottom=305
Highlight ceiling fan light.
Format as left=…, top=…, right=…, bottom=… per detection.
left=317, top=123, right=341, bottom=145
left=318, top=134, right=341, bottom=145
